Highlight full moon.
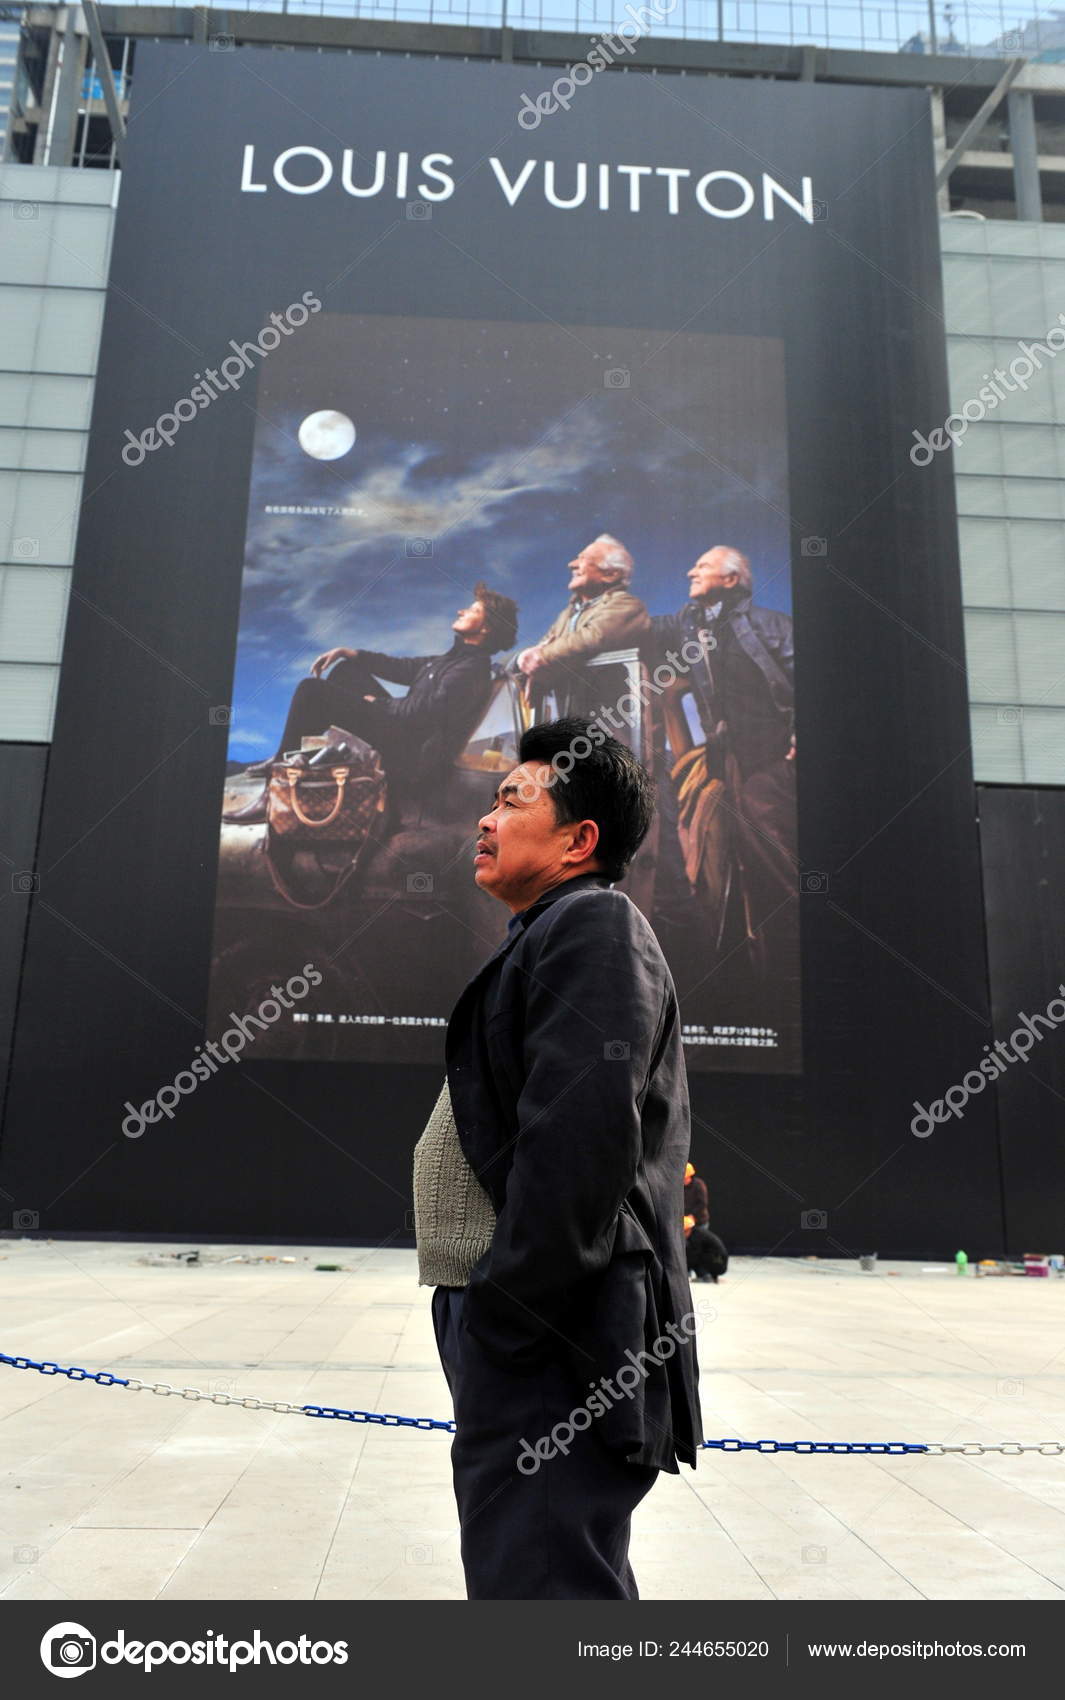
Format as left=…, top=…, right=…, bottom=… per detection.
left=297, top=410, right=356, bottom=460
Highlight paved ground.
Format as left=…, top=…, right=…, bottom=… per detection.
left=2, top=1240, right=1065, bottom=1601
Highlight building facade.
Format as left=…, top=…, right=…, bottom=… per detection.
left=1, top=4, right=1063, bottom=1248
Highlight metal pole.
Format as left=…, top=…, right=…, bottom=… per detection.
left=84, top=0, right=126, bottom=164
left=935, top=56, right=1026, bottom=191
left=48, top=8, right=86, bottom=169
left=1008, top=88, right=1043, bottom=221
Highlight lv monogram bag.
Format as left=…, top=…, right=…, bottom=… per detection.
left=264, top=735, right=388, bottom=909
left=267, top=761, right=384, bottom=842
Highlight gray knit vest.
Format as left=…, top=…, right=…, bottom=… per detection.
left=413, top=1077, right=496, bottom=1287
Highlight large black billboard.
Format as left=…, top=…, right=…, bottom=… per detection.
left=0, top=45, right=998, bottom=1253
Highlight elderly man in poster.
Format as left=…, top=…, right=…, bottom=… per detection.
left=651, top=545, right=796, bottom=957
left=412, top=718, right=702, bottom=1600
left=516, top=534, right=650, bottom=714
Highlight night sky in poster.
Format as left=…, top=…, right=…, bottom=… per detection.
left=226, top=314, right=790, bottom=764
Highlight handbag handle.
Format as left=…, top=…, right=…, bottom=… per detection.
left=264, top=845, right=365, bottom=911
left=282, top=765, right=365, bottom=829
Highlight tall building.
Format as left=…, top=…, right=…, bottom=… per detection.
left=2, top=2, right=1063, bottom=1250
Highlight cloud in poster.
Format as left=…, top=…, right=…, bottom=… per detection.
left=241, top=405, right=781, bottom=661
left=226, top=319, right=791, bottom=745
left=246, top=404, right=623, bottom=622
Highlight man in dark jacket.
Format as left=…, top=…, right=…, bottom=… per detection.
left=430, top=717, right=702, bottom=1599
left=684, top=1161, right=728, bottom=1284
left=223, top=583, right=517, bottom=823
left=651, top=546, right=794, bottom=803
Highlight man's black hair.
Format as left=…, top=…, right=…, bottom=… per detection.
left=517, top=717, right=655, bottom=883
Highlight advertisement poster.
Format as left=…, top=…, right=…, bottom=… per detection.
left=208, top=309, right=798, bottom=1069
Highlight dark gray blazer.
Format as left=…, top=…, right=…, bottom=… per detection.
left=445, top=871, right=703, bottom=1473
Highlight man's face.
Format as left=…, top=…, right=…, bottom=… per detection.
left=567, top=542, right=616, bottom=596
left=474, top=762, right=599, bottom=913
left=688, top=549, right=739, bottom=603
left=452, top=598, right=488, bottom=642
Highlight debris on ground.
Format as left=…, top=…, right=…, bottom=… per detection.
left=132, top=1250, right=333, bottom=1268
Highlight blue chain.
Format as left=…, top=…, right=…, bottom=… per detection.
left=701, top=1438, right=926, bottom=1454
left=304, top=1404, right=455, bottom=1432
left=0, top=1351, right=453, bottom=1431
left=1, top=1352, right=129, bottom=1387
left=1, top=1349, right=927, bottom=1452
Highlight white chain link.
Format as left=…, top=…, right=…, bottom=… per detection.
left=924, top=1440, right=1065, bottom=1455
left=28, top=1370, right=1065, bottom=1452
left=123, top=1377, right=306, bottom=1415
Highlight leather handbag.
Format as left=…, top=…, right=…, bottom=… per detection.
left=264, top=736, right=388, bottom=909
left=267, top=760, right=383, bottom=843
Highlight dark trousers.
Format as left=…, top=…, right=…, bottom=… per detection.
left=686, top=1225, right=728, bottom=1281
left=270, top=656, right=395, bottom=761
left=733, top=756, right=798, bottom=928
left=431, top=1285, right=658, bottom=1600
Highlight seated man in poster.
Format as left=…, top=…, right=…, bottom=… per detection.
left=223, top=583, right=519, bottom=824
left=515, top=534, right=650, bottom=715
left=649, top=545, right=796, bottom=978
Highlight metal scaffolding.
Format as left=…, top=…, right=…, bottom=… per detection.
left=2, top=2, right=1063, bottom=218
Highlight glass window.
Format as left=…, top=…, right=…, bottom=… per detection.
left=942, top=253, right=990, bottom=327
left=987, top=339, right=1056, bottom=423
left=0, top=565, right=70, bottom=663
left=1014, top=611, right=1065, bottom=706
left=0, top=470, right=83, bottom=567
left=35, top=292, right=106, bottom=376
left=0, top=372, right=94, bottom=431
left=953, top=424, right=1003, bottom=476
left=0, top=661, right=58, bottom=741
left=44, top=205, right=114, bottom=290
left=947, top=337, right=996, bottom=407
left=970, top=702, right=1023, bottom=785
left=987, top=257, right=1047, bottom=339
left=956, top=474, right=1007, bottom=517
left=0, top=428, right=86, bottom=475
left=1020, top=706, right=1065, bottom=784
left=1006, top=480, right=1065, bottom=520
left=963, top=608, right=1019, bottom=703
left=1001, top=424, right=1059, bottom=479
left=958, top=516, right=1007, bottom=607
left=983, top=226, right=1042, bottom=258
left=1008, top=521, right=1065, bottom=611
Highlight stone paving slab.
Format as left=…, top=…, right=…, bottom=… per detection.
left=2, top=1239, right=1064, bottom=1601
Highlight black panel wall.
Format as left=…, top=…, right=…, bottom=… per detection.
left=0, top=744, right=48, bottom=1177
left=979, top=785, right=1065, bottom=1255
left=0, top=48, right=999, bottom=1257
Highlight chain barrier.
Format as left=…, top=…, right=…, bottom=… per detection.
left=0, top=1352, right=453, bottom=1431
left=5, top=1351, right=1064, bottom=1455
